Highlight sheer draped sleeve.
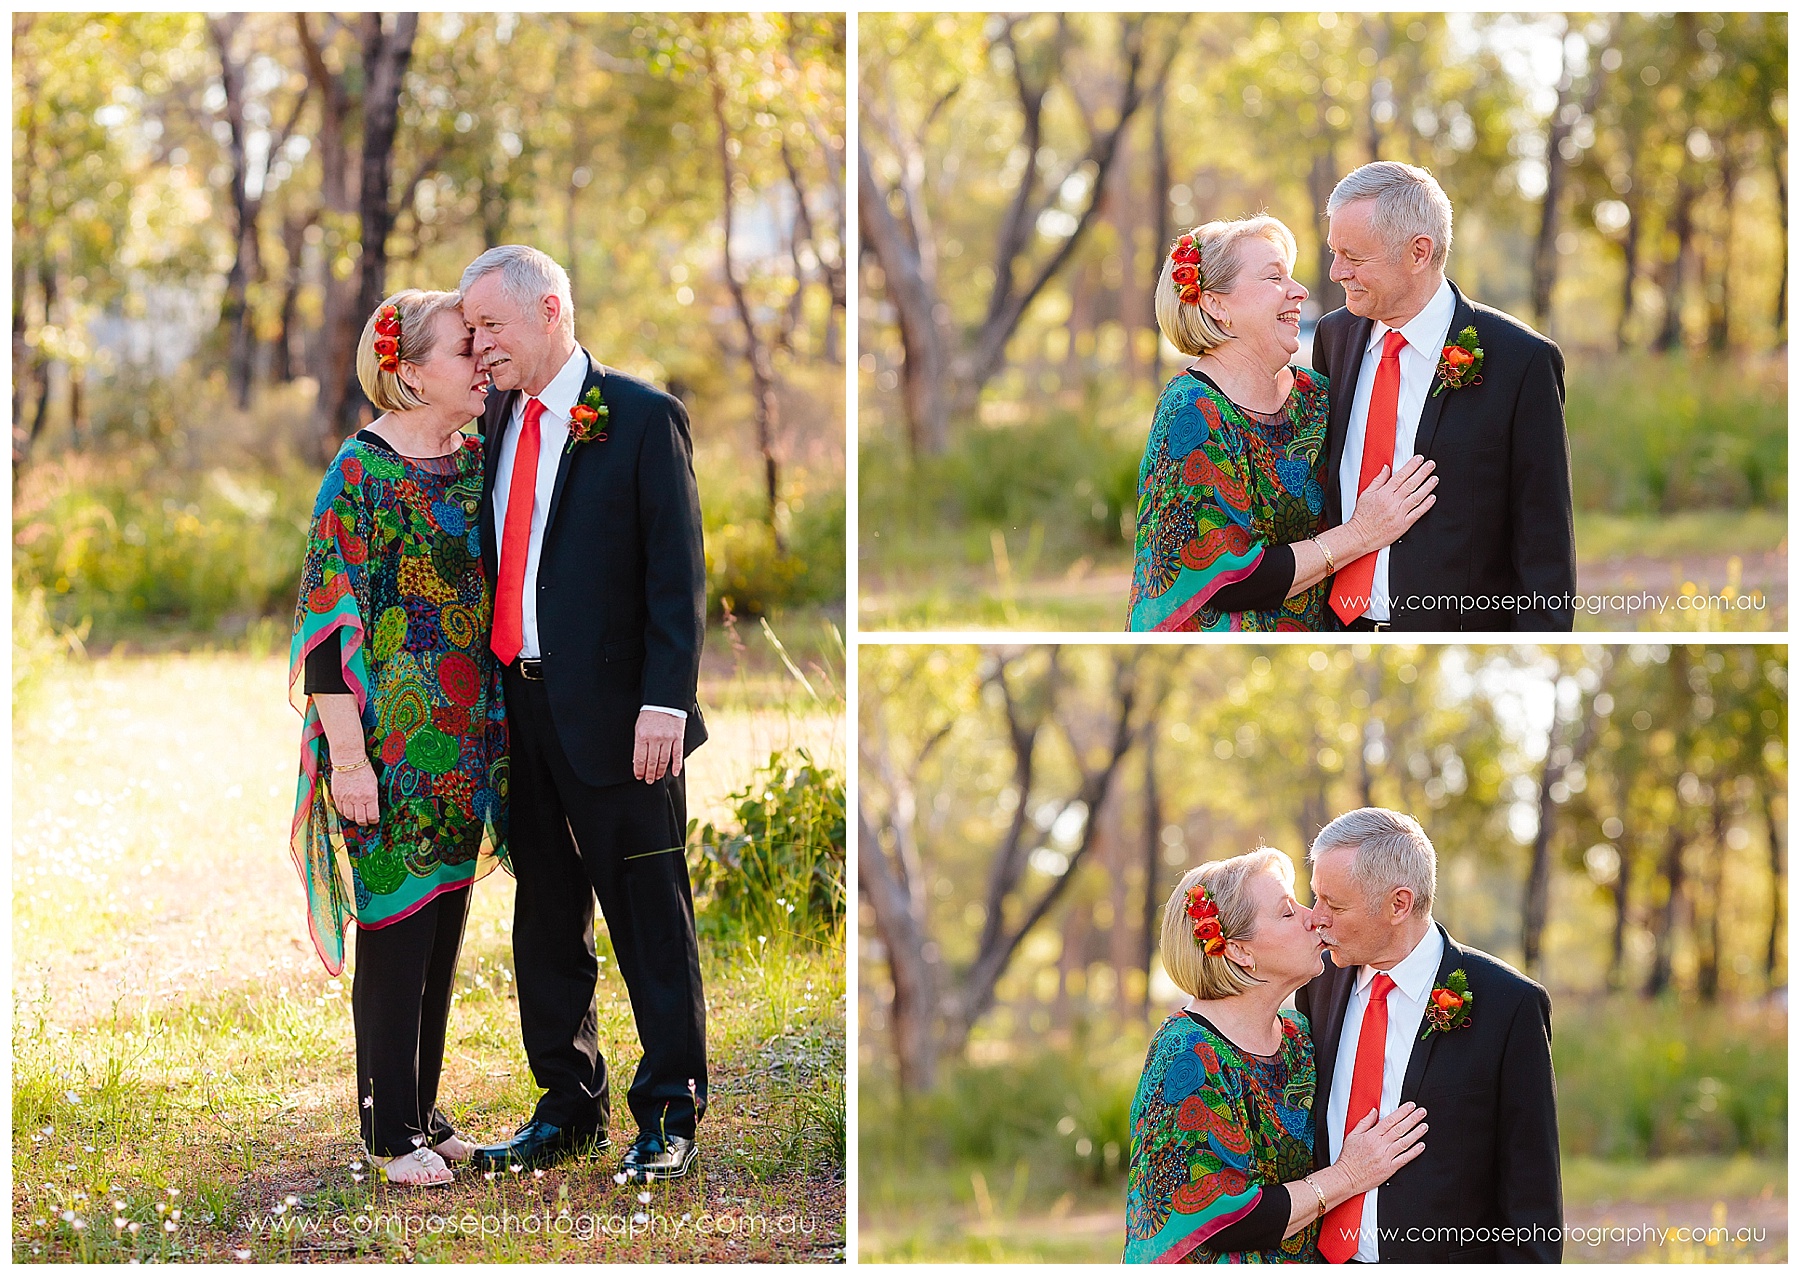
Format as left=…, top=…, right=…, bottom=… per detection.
left=287, top=448, right=379, bottom=976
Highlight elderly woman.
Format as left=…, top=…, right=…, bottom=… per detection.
left=1125, top=850, right=1428, bottom=1263
left=1127, top=216, right=1438, bottom=631
left=289, top=289, right=508, bottom=1186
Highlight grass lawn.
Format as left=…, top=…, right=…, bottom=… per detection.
left=858, top=510, right=1785, bottom=632
left=858, top=1155, right=1787, bottom=1263
left=13, top=653, right=845, bottom=1262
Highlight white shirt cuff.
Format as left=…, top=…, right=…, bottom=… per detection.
left=640, top=705, right=687, bottom=720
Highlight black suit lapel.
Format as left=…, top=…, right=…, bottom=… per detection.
left=543, top=349, right=605, bottom=539
left=1325, top=313, right=1374, bottom=524
left=1310, top=954, right=1357, bottom=1159
left=1399, top=923, right=1464, bottom=1102
left=1409, top=283, right=1476, bottom=462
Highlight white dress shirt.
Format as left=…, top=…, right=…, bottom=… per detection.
left=1336, top=278, right=1456, bottom=621
left=1324, top=923, right=1445, bottom=1263
left=492, top=345, right=684, bottom=720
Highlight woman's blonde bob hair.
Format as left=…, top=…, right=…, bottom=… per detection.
left=1161, top=847, right=1295, bottom=1000
left=1154, top=216, right=1299, bottom=358
left=356, top=288, right=466, bottom=413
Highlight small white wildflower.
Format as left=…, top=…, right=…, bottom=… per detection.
left=64, top=1090, right=80, bottom=1104
left=632, top=1211, right=649, bottom=1225
left=485, top=1171, right=498, bottom=1182
left=350, top=1160, right=364, bottom=1171
left=508, top=1163, right=522, bottom=1174
left=168, top=1188, right=181, bottom=1198
left=163, top=1220, right=177, bottom=1233
left=234, top=1250, right=253, bottom=1261
left=284, top=1195, right=297, bottom=1207
left=60, top=1210, right=75, bottom=1223
left=114, top=1200, right=126, bottom=1211
left=532, top=1169, right=546, bottom=1179
left=637, top=1190, right=652, bottom=1205
left=362, top=1096, right=373, bottom=1109
left=128, top=1222, right=141, bottom=1234
left=72, top=1219, right=86, bottom=1231
left=612, top=1172, right=628, bottom=1186
left=113, top=1216, right=127, bottom=1229
left=351, top=1174, right=364, bottom=1184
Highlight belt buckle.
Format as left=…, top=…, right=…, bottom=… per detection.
left=517, top=658, right=544, bottom=681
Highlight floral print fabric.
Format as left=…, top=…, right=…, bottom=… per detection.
left=1128, top=368, right=1333, bottom=632
left=287, top=434, right=508, bottom=974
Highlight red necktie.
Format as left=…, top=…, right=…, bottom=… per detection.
left=1319, top=971, right=1396, bottom=1263
left=490, top=397, right=545, bottom=666
left=1330, top=330, right=1408, bottom=624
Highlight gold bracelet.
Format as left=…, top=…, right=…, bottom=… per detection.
left=332, top=756, right=372, bottom=774
left=1303, top=1173, right=1329, bottom=1220
left=1312, top=536, right=1336, bottom=575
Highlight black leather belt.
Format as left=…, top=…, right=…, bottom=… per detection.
left=514, top=657, right=545, bottom=681
left=1345, top=617, right=1391, bottom=632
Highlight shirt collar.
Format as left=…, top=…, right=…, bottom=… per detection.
left=1365, top=277, right=1456, bottom=358
left=1355, top=922, right=1445, bottom=1003
left=524, top=345, right=590, bottom=422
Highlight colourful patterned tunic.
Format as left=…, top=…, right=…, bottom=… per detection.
left=288, top=434, right=508, bottom=975
left=1125, top=1009, right=1321, bottom=1264
left=1127, top=367, right=1333, bottom=632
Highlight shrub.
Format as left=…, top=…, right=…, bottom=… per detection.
left=688, top=748, right=846, bottom=943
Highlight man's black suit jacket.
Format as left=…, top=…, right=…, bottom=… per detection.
left=478, top=349, right=707, bottom=788
left=1294, top=924, right=1563, bottom=1263
left=1314, top=282, right=1576, bottom=630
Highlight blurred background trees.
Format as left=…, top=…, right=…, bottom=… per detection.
left=859, top=13, right=1787, bottom=631
left=14, top=12, right=846, bottom=644
left=859, top=643, right=1787, bottom=1259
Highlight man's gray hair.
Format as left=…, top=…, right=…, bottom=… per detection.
left=1308, top=806, right=1436, bottom=916
left=1327, top=161, right=1454, bottom=269
left=460, top=244, right=575, bottom=337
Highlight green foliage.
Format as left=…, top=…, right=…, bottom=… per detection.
left=1553, top=996, right=1787, bottom=1159
left=861, top=413, right=1141, bottom=573
left=13, top=452, right=313, bottom=642
left=1565, top=353, right=1788, bottom=513
left=702, top=491, right=845, bottom=619
left=861, top=1037, right=1139, bottom=1190
left=688, top=749, right=846, bottom=944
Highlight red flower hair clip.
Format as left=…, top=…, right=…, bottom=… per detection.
left=1185, top=880, right=1228, bottom=957
left=374, top=303, right=402, bottom=374
left=1169, top=232, right=1203, bottom=306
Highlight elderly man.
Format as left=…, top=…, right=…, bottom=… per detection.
left=1316, top=161, right=1576, bottom=631
left=461, top=245, right=709, bottom=1180
left=1296, top=808, right=1562, bottom=1263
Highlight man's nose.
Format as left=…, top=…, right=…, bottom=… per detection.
left=1329, top=256, right=1351, bottom=282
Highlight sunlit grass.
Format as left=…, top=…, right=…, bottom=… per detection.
left=13, top=652, right=845, bottom=1262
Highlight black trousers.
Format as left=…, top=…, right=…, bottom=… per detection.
left=504, top=666, right=708, bottom=1140
left=351, top=884, right=470, bottom=1156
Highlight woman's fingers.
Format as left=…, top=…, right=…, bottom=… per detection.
left=1350, top=1107, right=1380, bottom=1134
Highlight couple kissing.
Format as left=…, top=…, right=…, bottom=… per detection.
left=1126, top=808, right=1561, bottom=1263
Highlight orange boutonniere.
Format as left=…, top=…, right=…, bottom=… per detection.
left=1432, top=326, right=1483, bottom=397
left=564, top=384, right=609, bottom=453
left=1421, top=968, right=1474, bottom=1040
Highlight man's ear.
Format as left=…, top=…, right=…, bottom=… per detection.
left=541, top=292, right=563, bottom=331
left=1390, top=886, right=1416, bottom=922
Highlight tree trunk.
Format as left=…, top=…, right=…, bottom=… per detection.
left=1762, top=782, right=1784, bottom=991
left=1616, top=167, right=1642, bottom=350
left=857, top=144, right=950, bottom=454
left=707, top=36, right=783, bottom=544
left=1708, top=147, right=1736, bottom=353
left=342, top=13, right=418, bottom=439
left=857, top=807, right=939, bottom=1094
left=1656, top=176, right=1697, bottom=352
left=274, top=210, right=315, bottom=384
left=1307, top=147, right=1346, bottom=313
left=1695, top=791, right=1728, bottom=1001
left=1644, top=822, right=1688, bottom=998
left=1609, top=829, right=1633, bottom=991
left=30, top=263, right=57, bottom=449
left=209, top=15, right=260, bottom=410
left=1139, top=728, right=1161, bottom=1013
left=1146, top=86, right=1172, bottom=396
left=1770, top=139, right=1787, bottom=345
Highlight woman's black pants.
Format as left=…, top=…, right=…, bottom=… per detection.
left=351, top=884, right=470, bottom=1156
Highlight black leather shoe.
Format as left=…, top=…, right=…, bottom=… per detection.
left=470, top=1119, right=609, bottom=1172
left=620, top=1133, right=698, bottom=1181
